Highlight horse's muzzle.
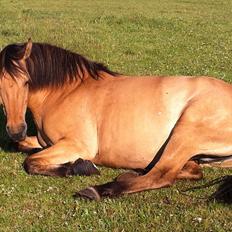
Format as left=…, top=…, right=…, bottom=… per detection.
left=6, top=123, right=27, bottom=142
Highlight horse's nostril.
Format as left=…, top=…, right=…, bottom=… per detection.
left=6, top=123, right=27, bottom=142
left=10, top=132, right=26, bottom=142
left=20, top=124, right=26, bottom=131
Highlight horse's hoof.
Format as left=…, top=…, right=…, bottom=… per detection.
left=74, top=187, right=101, bottom=201
left=72, top=159, right=100, bottom=176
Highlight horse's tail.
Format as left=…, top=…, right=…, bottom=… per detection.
left=179, top=175, right=232, bottom=204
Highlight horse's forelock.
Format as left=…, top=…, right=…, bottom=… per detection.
left=5, top=43, right=26, bottom=61
left=0, top=44, right=27, bottom=80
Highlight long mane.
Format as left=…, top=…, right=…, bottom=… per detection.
left=0, top=42, right=118, bottom=89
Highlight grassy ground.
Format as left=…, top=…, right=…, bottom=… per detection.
left=0, top=0, right=232, bottom=231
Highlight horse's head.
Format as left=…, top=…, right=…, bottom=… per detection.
left=0, top=39, right=32, bottom=141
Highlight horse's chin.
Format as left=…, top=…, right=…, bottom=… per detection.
left=6, top=123, right=28, bottom=142
left=15, top=136, right=26, bottom=142
left=9, top=132, right=27, bottom=142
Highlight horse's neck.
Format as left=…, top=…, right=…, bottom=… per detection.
left=27, top=89, right=50, bottom=126
left=27, top=73, right=116, bottom=126
left=27, top=81, right=83, bottom=125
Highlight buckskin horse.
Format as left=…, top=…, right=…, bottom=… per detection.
left=0, top=39, right=232, bottom=201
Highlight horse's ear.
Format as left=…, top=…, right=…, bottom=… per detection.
left=23, top=38, right=32, bottom=60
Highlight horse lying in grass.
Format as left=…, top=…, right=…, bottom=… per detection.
left=0, top=39, right=232, bottom=201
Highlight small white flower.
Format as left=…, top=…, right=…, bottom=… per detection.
left=193, top=217, right=202, bottom=223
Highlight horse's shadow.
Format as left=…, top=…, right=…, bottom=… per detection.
left=0, top=108, right=37, bottom=153
left=209, top=176, right=232, bottom=204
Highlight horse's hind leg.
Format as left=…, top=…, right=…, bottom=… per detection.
left=23, top=139, right=99, bottom=177
left=76, top=121, right=232, bottom=200
left=116, top=160, right=202, bottom=182
left=177, top=160, right=203, bottom=180
left=202, top=159, right=232, bottom=168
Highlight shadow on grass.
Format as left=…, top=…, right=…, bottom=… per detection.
left=209, top=175, right=232, bottom=205
left=0, top=107, right=37, bottom=153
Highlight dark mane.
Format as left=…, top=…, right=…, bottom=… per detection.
left=0, top=42, right=118, bottom=89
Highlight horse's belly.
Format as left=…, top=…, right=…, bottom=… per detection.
left=96, top=147, right=158, bottom=169
left=95, top=118, right=176, bottom=169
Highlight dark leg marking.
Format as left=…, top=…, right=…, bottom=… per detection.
left=23, top=158, right=100, bottom=177
left=71, top=158, right=100, bottom=176
left=74, top=180, right=127, bottom=201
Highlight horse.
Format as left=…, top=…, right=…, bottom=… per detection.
left=1, top=39, right=232, bottom=201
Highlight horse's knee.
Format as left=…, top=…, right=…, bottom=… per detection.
left=23, top=157, right=39, bottom=175
left=23, top=156, right=58, bottom=176
left=23, top=157, right=68, bottom=176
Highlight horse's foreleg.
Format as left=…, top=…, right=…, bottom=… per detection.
left=17, top=136, right=42, bottom=153
left=23, top=139, right=99, bottom=177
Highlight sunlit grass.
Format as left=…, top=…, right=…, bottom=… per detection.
left=0, top=0, right=232, bottom=231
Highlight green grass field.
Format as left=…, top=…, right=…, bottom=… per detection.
left=1, top=0, right=232, bottom=231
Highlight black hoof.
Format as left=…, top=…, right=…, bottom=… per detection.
left=74, top=187, right=101, bottom=201
left=76, top=180, right=127, bottom=200
left=71, top=159, right=100, bottom=176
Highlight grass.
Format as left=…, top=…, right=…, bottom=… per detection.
left=0, top=0, right=232, bottom=231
